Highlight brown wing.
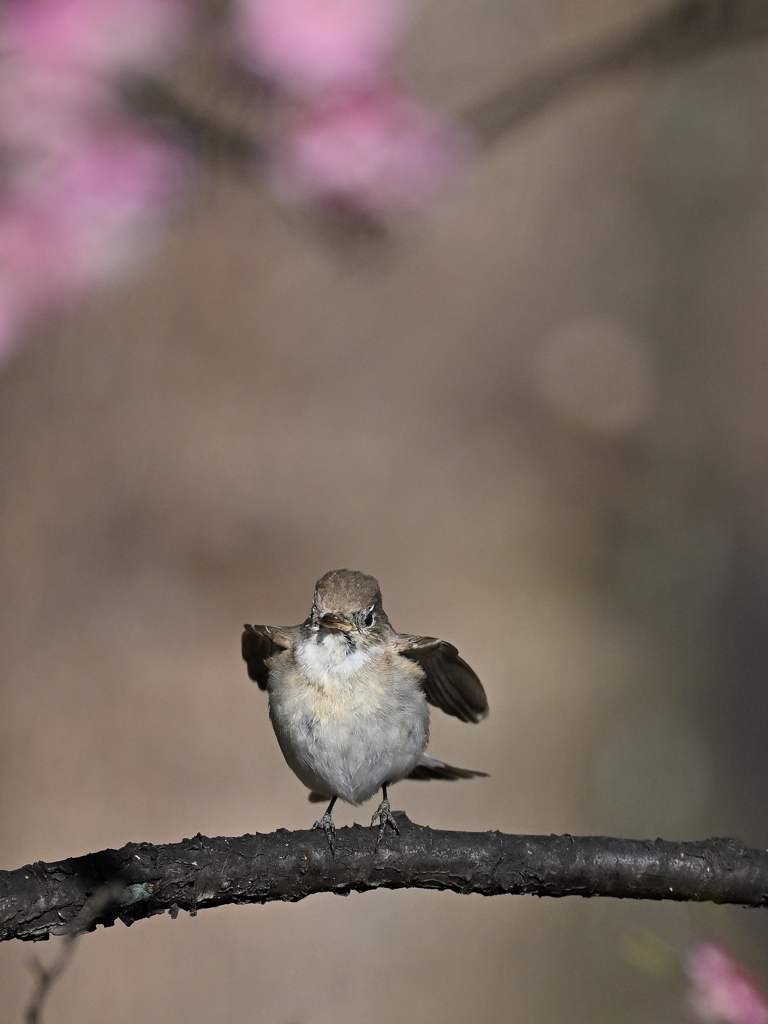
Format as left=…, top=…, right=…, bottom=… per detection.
left=396, top=635, right=489, bottom=723
left=241, top=624, right=293, bottom=690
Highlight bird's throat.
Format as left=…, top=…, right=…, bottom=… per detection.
left=296, top=631, right=375, bottom=683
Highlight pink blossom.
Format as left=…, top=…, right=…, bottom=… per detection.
left=3, top=134, right=191, bottom=290
left=0, top=0, right=194, bottom=366
left=0, top=134, right=190, bottom=374
left=684, top=944, right=768, bottom=1024
left=0, top=0, right=190, bottom=77
left=232, top=0, right=413, bottom=95
left=0, top=67, right=108, bottom=161
left=0, top=206, right=80, bottom=309
left=268, top=88, right=470, bottom=219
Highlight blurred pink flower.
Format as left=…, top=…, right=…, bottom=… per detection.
left=0, top=0, right=194, bottom=365
left=268, top=88, right=471, bottom=218
left=0, top=67, right=108, bottom=161
left=684, top=943, right=768, bottom=1024
left=0, top=0, right=190, bottom=76
left=0, top=0, right=469, bottom=367
left=3, top=134, right=190, bottom=289
left=0, top=206, right=80, bottom=308
left=0, top=134, right=190, bottom=373
left=232, top=0, right=413, bottom=95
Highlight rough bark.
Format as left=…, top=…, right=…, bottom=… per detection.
left=3, top=816, right=768, bottom=943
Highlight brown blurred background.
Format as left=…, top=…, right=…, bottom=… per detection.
left=4, top=1, right=768, bottom=1021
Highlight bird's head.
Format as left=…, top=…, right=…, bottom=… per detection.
left=309, top=569, right=388, bottom=643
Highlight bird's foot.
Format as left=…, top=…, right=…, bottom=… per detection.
left=312, top=810, right=336, bottom=853
left=370, top=799, right=399, bottom=843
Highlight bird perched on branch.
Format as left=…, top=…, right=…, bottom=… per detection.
left=242, top=569, right=489, bottom=844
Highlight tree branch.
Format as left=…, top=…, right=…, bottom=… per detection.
left=3, top=815, right=768, bottom=943
left=123, top=1, right=768, bottom=174
left=128, top=0, right=768, bottom=173
left=466, top=0, right=768, bottom=145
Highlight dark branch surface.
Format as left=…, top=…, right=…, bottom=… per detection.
left=3, top=815, right=768, bottom=943
left=467, top=0, right=768, bottom=144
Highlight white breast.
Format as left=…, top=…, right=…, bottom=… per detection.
left=267, top=636, right=430, bottom=806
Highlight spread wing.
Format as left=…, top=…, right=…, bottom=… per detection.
left=242, top=624, right=294, bottom=690
left=396, top=635, right=488, bottom=723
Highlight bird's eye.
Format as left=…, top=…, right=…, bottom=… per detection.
left=364, top=609, right=374, bottom=627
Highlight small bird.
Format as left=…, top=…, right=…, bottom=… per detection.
left=242, top=568, right=488, bottom=843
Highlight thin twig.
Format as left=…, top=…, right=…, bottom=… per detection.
left=24, top=883, right=125, bottom=1024
left=465, top=0, right=768, bottom=145
left=123, top=76, right=265, bottom=171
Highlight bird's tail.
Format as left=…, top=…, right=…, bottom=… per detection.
left=406, top=753, right=489, bottom=782
left=306, top=756, right=488, bottom=800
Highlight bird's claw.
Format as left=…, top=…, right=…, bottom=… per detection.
left=312, top=811, right=336, bottom=854
left=370, top=799, right=399, bottom=843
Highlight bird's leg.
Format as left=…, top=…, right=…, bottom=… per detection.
left=312, top=796, right=337, bottom=853
left=370, top=783, right=399, bottom=841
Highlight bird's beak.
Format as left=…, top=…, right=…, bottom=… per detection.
left=318, top=614, right=353, bottom=634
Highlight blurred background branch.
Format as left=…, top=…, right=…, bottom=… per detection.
left=466, top=0, right=768, bottom=143
left=4, top=0, right=768, bottom=357
left=132, top=0, right=768, bottom=173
